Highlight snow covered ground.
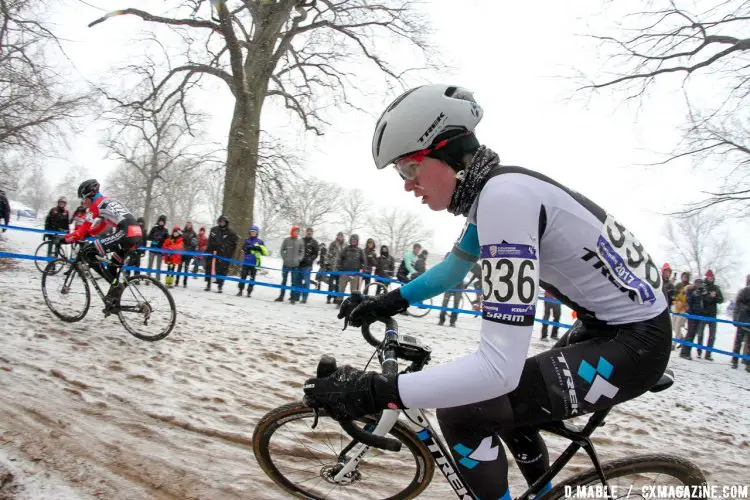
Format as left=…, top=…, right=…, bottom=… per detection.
left=0, top=222, right=748, bottom=499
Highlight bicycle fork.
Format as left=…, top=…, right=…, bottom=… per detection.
left=332, top=408, right=479, bottom=499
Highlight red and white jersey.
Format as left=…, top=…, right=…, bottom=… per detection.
left=66, top=196, right=137, bottom=242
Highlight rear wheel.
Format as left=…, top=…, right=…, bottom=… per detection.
left=546, top=455, right=707, bottom=499
left=117, top=276, right=176, bottom=341
left=41, top=259, right=90, bottom=322
left=253, top=402, right=434, bottom=500
left=364, top=282, right=388, bottom=296
left=406, top=297, right=432, bottom=318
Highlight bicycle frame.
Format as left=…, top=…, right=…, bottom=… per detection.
left=333, top=399, right=615, bottom=500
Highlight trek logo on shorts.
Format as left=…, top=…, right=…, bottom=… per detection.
left=578, top=356, right=619, bottom=404
left=480, top=242, right=538, bottom=326
left=453, top=435, right=500, bottom=469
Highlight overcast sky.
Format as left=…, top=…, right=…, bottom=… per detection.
left=38, top=0, right=750, bottom=289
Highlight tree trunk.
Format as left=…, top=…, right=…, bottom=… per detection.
left=143, top=180, right=154, bottom=228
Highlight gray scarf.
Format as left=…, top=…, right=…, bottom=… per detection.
left=447, top=145, right=500, bottom=217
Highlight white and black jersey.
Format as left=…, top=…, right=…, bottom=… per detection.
left=398, top=166, right=666, bottom=410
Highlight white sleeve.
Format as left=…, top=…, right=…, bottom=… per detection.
left=398, top=178, right=541, bottom=409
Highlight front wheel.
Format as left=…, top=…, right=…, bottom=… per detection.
left=41, top=259, right=90, bottom=322
left=545, top=454, right=707, bottom=499
left=117, top=276, right=176, bottom=341
left=253, top=402, right=435, bottom=499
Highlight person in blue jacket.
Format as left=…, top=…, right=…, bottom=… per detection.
left=237, top=225, right=268, bottom=297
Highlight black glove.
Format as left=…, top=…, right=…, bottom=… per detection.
left=303, top=364, right=403, bottom=421
left=337, top=290, right=409, bottom=327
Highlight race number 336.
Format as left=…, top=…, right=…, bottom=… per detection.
left=480, top=243, right=539, bottom=326
left=597, top=215, right=660, bottom=304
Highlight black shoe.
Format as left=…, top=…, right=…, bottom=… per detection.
left=183, top=282, right=187, bottom=288
left=449, top=323, right=456, bottom=328
left=551, top=335, right=558, bottom=340
left=204, top=286, right=211, bottom=292
left=301, top=299, right=307, bottom=304
left=247, top=290, right=252, bottom=297
left=438, top=320, right=444, bottom=326
left=217, top=287, right=223, bottom=294
left=274, top=297, right=283, bottom=302
left=731, top=363, right=738, bottom=369
left=236, top=290, right=243, bottom=296
left=697, top=352, right=702, bottom=358
left=326, top=298, right=331, bottom=304
left=705, top=355, right=714, bottom=361
left=679, top=354, right=692, bottom=360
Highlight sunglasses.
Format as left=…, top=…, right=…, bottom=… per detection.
left=394, top=131, right=471, bottom=180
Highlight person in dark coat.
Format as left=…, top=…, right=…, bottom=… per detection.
left=680, top=277, right=709, bottom=360
left=661, top=262, right=676, bottom=308
left=732, top=274, right=750, bottom=371
left=146, top=214, right=168, bottom=282
left=44, top=196, right=70, bottom=256
left=695, top=269, right=724, bottom=360
left=336, top=233, right=366, bottom=304
left=204, top=215, right=238, bottom=293
left=326, top=232, right=345, bottom=304
left=363, top=238, right=378, bottom=294
left=176, top=221, right=198, bottom=287
left=541, top=290, right=561, bottom=340
left=298, top=227, right=319, bottom=304
left=315, top=241, right=329, bottom=286
left=374, top=245, right=395, bottom=283
left=0, top=189, right=11, bottom=230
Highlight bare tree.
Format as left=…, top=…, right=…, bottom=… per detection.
left=0, top=155, right=24, bottom=192
left=664, top=210, right=740, bottom=288
left=106, top=161, right=147, bottom=217
left=0, top=0, right=89, bottom=154
left=160, top=160, right=205, bottom=225
left=582, top=0, right=750, bottom=214
left=18, top=164, right=52, bottom=214
left=54, top=166, right=86, bottom=205
left=88, top=0, right=434, bottom=233
left=336, top=188, right=370, bottom=235
left=203, top=165, right=225, bottom=225
left=100, top=63, right=220, bottom=227
left=280, top=177, right=341, bottom=229
left=368, top=207, right=432, bottom=258
left=254, top=186, right=288, bottom=245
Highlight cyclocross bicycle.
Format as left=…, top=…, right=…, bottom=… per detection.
left=253, top=318, right=707, bottom=499
left=363, top=279, right=434, bottom=318
left=41, top=243, right=176, bottom=341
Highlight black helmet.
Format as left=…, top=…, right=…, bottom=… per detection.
left=218, top=215, right=229, bottom=225
left=77, top=179, right=100, bottom=199
left=157, top=214, right=167, bottom=223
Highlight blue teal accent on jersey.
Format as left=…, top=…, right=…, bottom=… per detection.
left=499, top=488, right=512, bottom=500
left=578, top=360, right=596, bottom=383
left=456, top=223, right=480, bottom=259
left=401, top=252, right=474, bottom=304
left=416, top=429, right=430, bottom=440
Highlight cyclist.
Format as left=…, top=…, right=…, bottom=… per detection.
left=64, top=179, right=143, bottom=309
left=303, top=84, right=672, bottom=499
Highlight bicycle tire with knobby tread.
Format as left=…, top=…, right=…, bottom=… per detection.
left=545, top=454, right=707, bottom=499
left=41, top=259, right=90, bottom=322
left=253, top=401, right=435, bottom=500
left=117, top=275, right=176, bottom=342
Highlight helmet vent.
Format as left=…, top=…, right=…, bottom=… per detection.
left=444, top=86, right=457, bottom=97
left=375, top=122, right=387, bottom=157
left=385, top=86, right=421, bottom=113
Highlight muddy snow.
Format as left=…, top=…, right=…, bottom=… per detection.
left=0, top=224, right=748, bottom=499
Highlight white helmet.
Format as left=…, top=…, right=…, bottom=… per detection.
left=371, top=84, right=483, bottom=169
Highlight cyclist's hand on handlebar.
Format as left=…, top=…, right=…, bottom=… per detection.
left=303, top=362, right=403, bottom=421
left=337, top=290, right=409, bottom=327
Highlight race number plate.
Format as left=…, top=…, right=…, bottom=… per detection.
left=481, top=243, right=539, bottom=326
left=596, top=215, right=660, bottom=304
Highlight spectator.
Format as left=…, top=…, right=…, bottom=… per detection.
left=679, top=277, right=708, bottom=360
left=326, top=232, right=345, bottom=304
left=44, top=196, right=70, bottom=256
left=275, top=225, right=304, bottom=303
left=413, top=249, right=429, bottom=278
left=204, top=215, right=238, bottom=293
left=732, top=274, right=750, bottom=371
left=541, top=290, right=561, bottom=340
left=696, top=269, right=724, bottom=361
left=299, top=227, right=319, bottom=304
left=162, top=225, right=184, bottom=287
left=374, top=245, right=395, bottom=283
left=363, top=238, right=378, bottom=293
left=315, top=241, right=328, bottom=286
left=193, top=226, right=208, bottom=275
left=397, top=243, right=422, bottom=282
left=336, top=233, right=366, bottom=304
left=438, top=252, right=462, bottom=327
left=661, top=263, right=676, bottom=308
left=71, top=205, right=87, bottom=229
left=176, top=221, right=197, bottom=288
left=237, top=225, right=268, bottom=297
left=146, top=214, right=168, bottom=282
left=0, top=189, right=10, bottom=231
left=671, top=272, right=691, bottom=344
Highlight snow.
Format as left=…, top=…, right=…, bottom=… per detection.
left=0, top=221, right=748, bottom=499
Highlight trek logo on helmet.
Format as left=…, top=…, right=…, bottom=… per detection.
left=418, top=112, right=447, bottom=145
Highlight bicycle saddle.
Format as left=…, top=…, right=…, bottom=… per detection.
left=649, top=368, right=674, bottom=393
